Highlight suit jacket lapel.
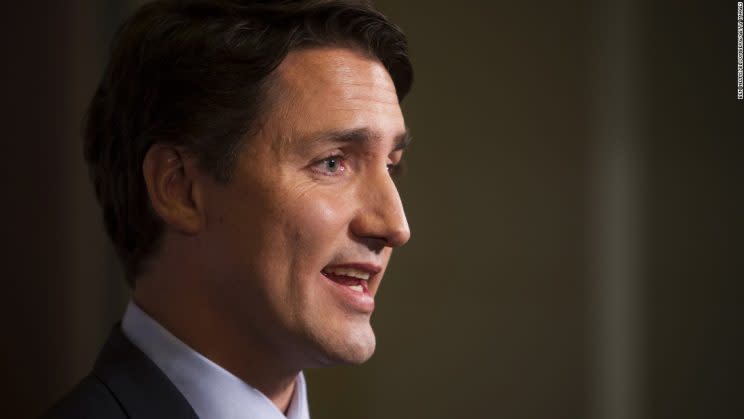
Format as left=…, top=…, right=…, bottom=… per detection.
left=93, top=325, right=200, bottom=419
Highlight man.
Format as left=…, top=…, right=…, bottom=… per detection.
left=45, top=0, right=412, bottom=418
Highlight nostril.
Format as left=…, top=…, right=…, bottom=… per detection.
left=361, top=236, right=386, bottom=254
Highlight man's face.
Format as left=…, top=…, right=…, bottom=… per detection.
left=197, top=47, right=410, bottom=367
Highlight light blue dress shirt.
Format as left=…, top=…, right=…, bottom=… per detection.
left=121, top=301, right=311, bottom=419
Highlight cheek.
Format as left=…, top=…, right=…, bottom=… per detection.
left=285, top=192, right=350, bottom=259
left=281, top=190, right=354, bottom=311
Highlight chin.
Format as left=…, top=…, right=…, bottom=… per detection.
left=312, top=321, right=377, bottom=366
left=338, top=333, right=377, bottom=365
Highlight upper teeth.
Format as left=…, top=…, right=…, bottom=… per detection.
left=324, top=267, right=371, bottom=280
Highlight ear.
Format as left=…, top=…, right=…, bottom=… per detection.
left=142, top=144, right=205, bottom=235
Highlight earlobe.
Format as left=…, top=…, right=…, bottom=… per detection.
left=142, top=144, right=203, bottom=234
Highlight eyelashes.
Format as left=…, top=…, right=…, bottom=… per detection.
left=387, top=160, right=405, bottom=178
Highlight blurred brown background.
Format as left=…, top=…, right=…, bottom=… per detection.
left=1, top=1, right=741, bottom=418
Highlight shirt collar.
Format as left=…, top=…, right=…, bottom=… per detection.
left=121, top=301, right=310, bottom=419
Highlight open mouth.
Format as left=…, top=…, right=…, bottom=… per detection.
left=321, top=266, right=375, bottom=293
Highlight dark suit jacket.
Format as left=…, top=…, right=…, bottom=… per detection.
left=43, top=325, right=199, bottom=419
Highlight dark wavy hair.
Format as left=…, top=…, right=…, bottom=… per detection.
left=85, top=0, right=413, bottom=285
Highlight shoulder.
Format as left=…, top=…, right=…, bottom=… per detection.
left=42, top=323, right=199, bottom=419
left=42, top=374, right=125, bottom=419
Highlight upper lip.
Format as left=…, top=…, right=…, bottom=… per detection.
left=322, top=263, right=382, bottom=276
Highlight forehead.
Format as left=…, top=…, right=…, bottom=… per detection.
left=264, top=47, right=405, bottom=145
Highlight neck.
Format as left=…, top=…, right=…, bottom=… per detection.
left=133, top=275, right=300, bottom=413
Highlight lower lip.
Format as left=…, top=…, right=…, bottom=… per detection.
left=320, top=273, right=375, bottom=313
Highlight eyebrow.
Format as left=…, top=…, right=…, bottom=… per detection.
left=307, top=127, right=412, bottom=152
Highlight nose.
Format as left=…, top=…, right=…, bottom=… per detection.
left=350, top=168, right=411, bottom=250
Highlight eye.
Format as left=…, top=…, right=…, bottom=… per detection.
left=312, top=155, right=346, bottom=176
left=387, top=160, right=405, bottom=178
